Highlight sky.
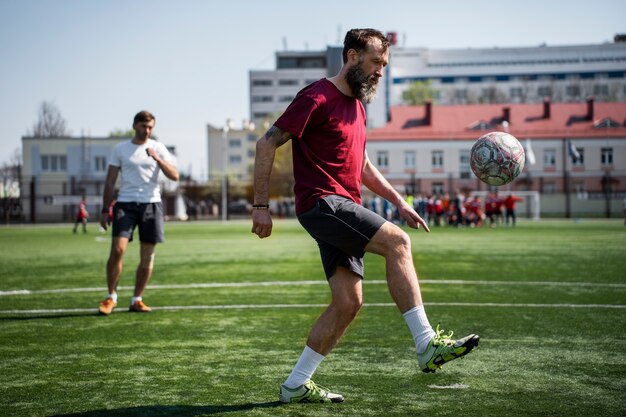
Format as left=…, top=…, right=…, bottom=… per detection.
left=1, top=0, right=625, bottom=179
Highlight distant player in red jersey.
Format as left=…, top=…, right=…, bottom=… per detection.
left=72, top=197, right=89, bottom=234
left=504, top=193, right=524, bottom=227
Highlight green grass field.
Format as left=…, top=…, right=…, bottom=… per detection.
left=1, top=219, right=625, bottom=417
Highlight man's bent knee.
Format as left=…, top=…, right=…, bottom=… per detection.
left=367, top=222, right=412, bottom=257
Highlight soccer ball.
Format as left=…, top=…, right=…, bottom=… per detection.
left=470, top=132, right=525, bottom=186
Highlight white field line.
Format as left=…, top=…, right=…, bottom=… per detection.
left=1, top=279, right=625, bottom=297
left=0, top=302, right=625, bottom=315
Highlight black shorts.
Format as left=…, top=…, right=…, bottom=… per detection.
left=112, top=202, right=165, bottom=244
left=297, top=195, right=387, bottom=279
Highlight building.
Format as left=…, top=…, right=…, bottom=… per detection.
left=391, top=40, right=626, bottom=107
left=366, top=99, right=626, bottom=217
left=249, top=36, right=626, bottom=129
left=21, top=136, right=178, bottom=222
left=206, top=122, right=257, bottom=182
left=249, top=48, right=339, bottom=122
left=249, top=46, right=389, bottom=129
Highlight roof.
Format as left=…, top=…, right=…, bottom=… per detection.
left=367, top=100, right=626, bottom=141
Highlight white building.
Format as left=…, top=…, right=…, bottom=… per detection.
left=21, top=136, right=178, bottom=222
left=206, top=123, right=257, bottom=181
left=391, top=41, right=626, bottom=106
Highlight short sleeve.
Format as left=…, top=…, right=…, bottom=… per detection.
left=274, top=94, right=322, bottom=139
left=109, top=144, right=121, bottom=167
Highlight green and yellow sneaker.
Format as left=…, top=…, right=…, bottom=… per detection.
left=279, top=380, right=344, bottom=403
left=418, top=325, right=479, bottom=373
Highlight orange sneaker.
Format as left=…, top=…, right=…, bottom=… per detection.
left=98, top=297, right=117, bottom=315
left=129, top=300, right=152, bottom=313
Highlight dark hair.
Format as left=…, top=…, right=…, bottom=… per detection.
left=133, top=110, right=155, bottom=124
left=342, top=28, right=390, bottom=64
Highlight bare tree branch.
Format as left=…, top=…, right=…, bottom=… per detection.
left=31, top=101, right=68, bottom=137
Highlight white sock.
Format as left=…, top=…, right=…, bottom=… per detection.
left=403, top=305, right=436, bottom=354
left=131, top=296, right=142, bottom=305
left=283, top=345, right=325, bottom=389
left=109, top=293, right=118, bottom=303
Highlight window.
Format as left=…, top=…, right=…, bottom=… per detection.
left=601, top=148, right=613, bottom=165
left=252, top=79, right=272, bottom=87
left=94, top=156, right=107, bottom=172
left=468, top=120, right=494, bottom=130
left=278, top=79, right=298, bottom=86
left=278, top=95, right=294, bottom=102
left=251, top=95, right=273, bottom=103
left=459, top=150, right=471, bottom=178
left=376, top=151, right=388, bottom=169
left=544, top=149, right=556, bottom=168
left=432, top=183, right=444, bottom=196
left=593, top=118, right=620, bottom=129
left=454, top=89, right=467, bottom=99
left=510, top=87, right=523, bottom=98
left=566, top=85, right=581, bottom=97
left=40, top=155, right=67, bottom=172
left=593, top=84, right=609, bottom=96
left=537, top=86, right=552, bottom=96
left=573, top=148, right=585, bottom=166
left=432, top=151, right=443, bottom=169
left=404, top=151, right=416, bottom=170
left=229, top=155, right=242, bottom=164
left=58, top=155, right=67, bottom=171
left=229, top=139, right=241, bottom=148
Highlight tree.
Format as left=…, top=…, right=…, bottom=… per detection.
left=109, top=128, right=135, bottom=138
left=110, top=128, right=157, bottom=140
left=402, top=80, right=436, bottom=105
left=31, top=101, right=68, bottom=137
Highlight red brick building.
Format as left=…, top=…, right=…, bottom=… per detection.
left=366, top=99, right=626, bottom=217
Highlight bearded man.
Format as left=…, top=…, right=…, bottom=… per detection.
left=252, top=28, right=479, bottom=403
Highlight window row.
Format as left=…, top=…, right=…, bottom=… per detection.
left=40, top=155, right=109, bottom=173
left=449, top=84, right=624, bottom=100
left=398, top=71, right=625, bottom=84
left=251, top=79, right=319, bottom=87
left=374, top=147, right=614, bottom=170
left=251, top=95, right=295, bottom=103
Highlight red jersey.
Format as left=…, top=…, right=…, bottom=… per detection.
left=504, top=195, right=523, bottom=210
left=275, top=79, right=367, bottom=215
left=77, top=200, right=88, bottom=220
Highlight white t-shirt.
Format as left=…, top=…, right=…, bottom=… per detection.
left=109, top=139, right=174, bottom=203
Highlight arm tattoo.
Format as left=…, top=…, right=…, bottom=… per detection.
left=265, top=125, right=291, bottom=147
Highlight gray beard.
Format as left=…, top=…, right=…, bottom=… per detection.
left=346, top=63, right=378, bottom=103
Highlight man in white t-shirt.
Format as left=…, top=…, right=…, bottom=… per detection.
left=98, top=111, right=179, bottom=315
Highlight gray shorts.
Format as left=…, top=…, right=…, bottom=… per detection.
left=297, top=195, right=387, bottom=279
left=112, top=202, right=165, bottom=244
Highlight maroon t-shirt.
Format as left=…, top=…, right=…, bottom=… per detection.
left=275, top=78, right=367, bottom=215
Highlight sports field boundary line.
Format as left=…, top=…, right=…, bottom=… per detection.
left=1, top=278, right=625, bottom=297
left=1, top=301, right=624, bottom=315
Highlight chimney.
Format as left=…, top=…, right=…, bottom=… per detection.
left=543, top=98, right=551, bottom=119
left=586, top=97, right=594, bottom=121
left=502, top=107, right=510, bottom=124
left=425, top=100, right=432, bottom=126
